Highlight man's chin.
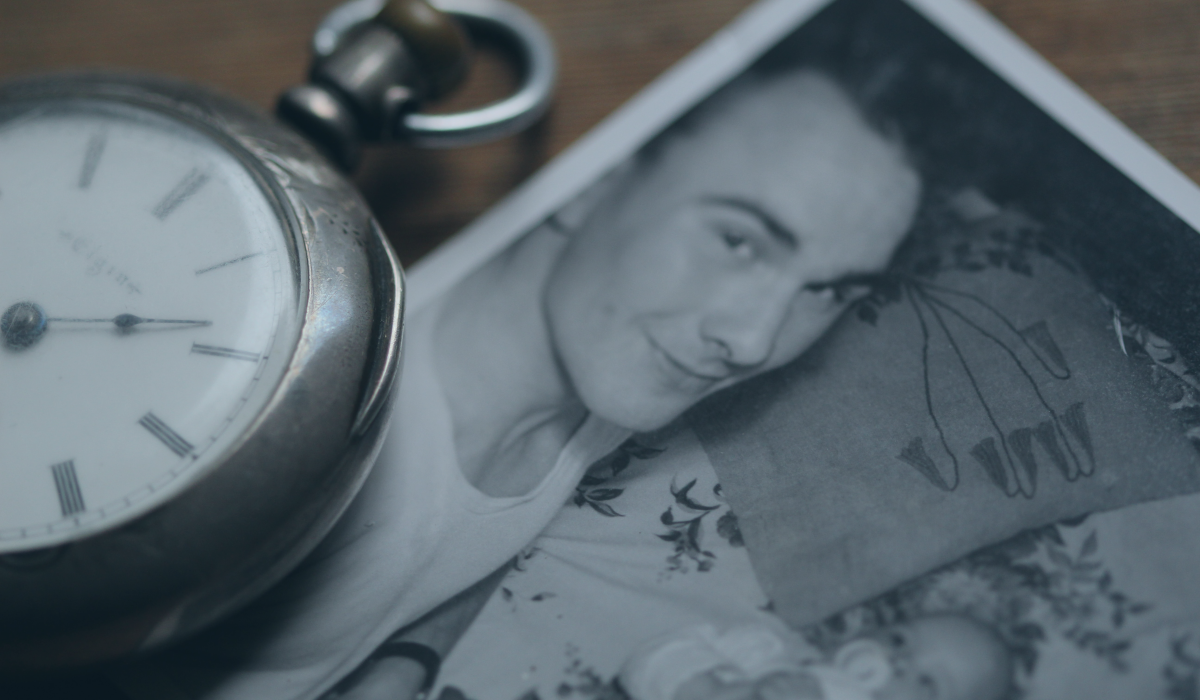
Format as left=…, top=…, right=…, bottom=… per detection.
left=567, top=357, right=704, bottom=431
left=581, top=392, right=693, bottom=433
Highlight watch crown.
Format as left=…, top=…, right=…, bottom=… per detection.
left=277, top=1, right=468, bottom=172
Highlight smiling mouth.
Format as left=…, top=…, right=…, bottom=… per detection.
left=646, top=336, right=726, bottom=385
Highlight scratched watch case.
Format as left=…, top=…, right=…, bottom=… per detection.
left=0, top=73, right=403, bottom=667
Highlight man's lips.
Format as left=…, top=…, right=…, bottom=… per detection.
left=646, top=336, right=726, bottom=384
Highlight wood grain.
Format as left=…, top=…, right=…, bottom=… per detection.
left=0, top=0, right=1195, bottom=261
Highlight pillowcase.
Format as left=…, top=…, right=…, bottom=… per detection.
left=691, top=237, right=1200, bottom=628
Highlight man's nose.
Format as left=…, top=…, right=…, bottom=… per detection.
left=699, top=290, right=793, bottom=368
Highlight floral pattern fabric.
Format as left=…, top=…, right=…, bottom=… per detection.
left=434, top=425, right=769, bottom=700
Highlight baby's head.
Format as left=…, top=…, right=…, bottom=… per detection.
left=827, top=613, right=1013, bottom=700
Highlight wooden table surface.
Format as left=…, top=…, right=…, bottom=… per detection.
left=0, top=0, right=1196, bottom=265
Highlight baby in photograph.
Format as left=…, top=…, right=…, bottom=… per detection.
left=619, top=613, right=1012, bottom=700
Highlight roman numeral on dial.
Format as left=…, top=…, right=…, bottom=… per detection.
left=191, top=343, right=261, bottom=362
left=152, top=168, right=209, bottom=220
left=78, top=132, right=107, bottom=189
left=51, top=460, right=86, bottom=517
left=139, top=412, right=194, bottom=457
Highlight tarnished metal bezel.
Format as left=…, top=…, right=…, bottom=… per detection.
left=0, top=73, right=403, bottom=667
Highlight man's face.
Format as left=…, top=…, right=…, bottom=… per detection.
left=545, top=72, right=921, bottom=431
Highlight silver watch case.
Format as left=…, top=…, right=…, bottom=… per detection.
left=0, top=73, right=403, bottom=668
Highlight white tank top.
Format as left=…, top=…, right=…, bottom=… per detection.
left=121, top=303, right=631, bottom=700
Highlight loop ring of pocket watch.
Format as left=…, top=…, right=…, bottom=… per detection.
left=281, top=0, right=558, bottom=168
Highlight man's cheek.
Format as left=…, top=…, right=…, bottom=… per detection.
left=617, top=230, right=707, bottom=299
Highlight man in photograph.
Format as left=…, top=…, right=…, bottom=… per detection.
left=126, top=67, right=921, bottom=700
left=325, top=67, right=922, bottom=700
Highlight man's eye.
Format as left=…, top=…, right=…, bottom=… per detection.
left=719, top=229, right=755, bottom=259
left=807, top=283, right=846, bottom=304
left=808, top=281, right=875, bottom=305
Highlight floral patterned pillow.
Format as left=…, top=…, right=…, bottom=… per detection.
left=795, top=494, right=1200, bottom=699
left=691, top=198, right=1200, bottom=632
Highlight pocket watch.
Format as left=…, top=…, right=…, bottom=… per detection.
left=0, top=0, right=554, bottom=668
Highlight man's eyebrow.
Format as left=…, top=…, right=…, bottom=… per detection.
left=700, top=196, right=798, bottom=250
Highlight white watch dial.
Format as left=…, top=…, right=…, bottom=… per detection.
left=0, top=100, right=302, bottom=551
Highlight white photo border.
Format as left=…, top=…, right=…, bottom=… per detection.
left=405, top=0, right=1200, bottom=313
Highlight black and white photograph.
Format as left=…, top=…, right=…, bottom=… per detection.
left=422, top=1, right=1200, bottom=698
left=3, top=0, right=1200, bottom=699
left=415, top=1, right=1200, bottom=697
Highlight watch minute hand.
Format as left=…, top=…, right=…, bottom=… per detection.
left=47, top=314, right=212, bottom=329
